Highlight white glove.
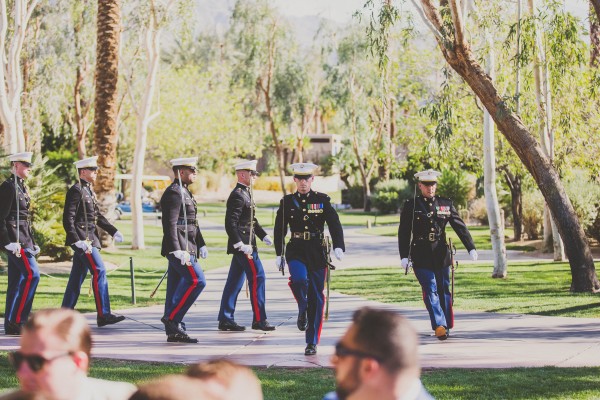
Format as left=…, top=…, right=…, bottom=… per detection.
left=199, top=246, right=208, bottom=259
left=239, top=244, right=253, bottom=255
left=171, top=250, right=191, bottom=265
left=334, top=248, right=344, bottom=261
left=74, top=240, right=92, bottom=253
left=113, top=231, right=124, bottom=243
left=276, top=256, right=284, bottom=270
left=401, top=258, right=409, bottom=269
left=30, top=245, right=41, bottom=256
left=469, top=249, right=478, bottom=261
left=262, top=235, right=273, bottom=246
left=4, top=242, right=21, bottom=255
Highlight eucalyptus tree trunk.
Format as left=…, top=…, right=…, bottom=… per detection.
left=527, top=0, right=564, bottom=260
left=416, top=0, right=599, bottom=292
left=591, top=1, right=600, bottom=66
left=483, top=31, right=507, bottom=278
left=0, top=0, right=39, bottom=153
left=130, top=3, right=164, bottom=250
left=93, top=0, right=121, bottom=248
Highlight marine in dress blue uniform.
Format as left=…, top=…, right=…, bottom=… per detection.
left=159, top=157, right=208, bottom=343
left=274, top=163, right=345, bottom=355
left=218, top=160, right=275, bottom=332
left=398, top=169, right=478, bottom=340
left=62, top=156, right=125, bottom=328
left=0, top=152, right=40, bottom=335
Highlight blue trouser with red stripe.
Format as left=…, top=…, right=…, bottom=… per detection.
left=287, top=259, right=326, bottom=345
left=164, top=254, right=206, bottom=326
left=62, top=247, right=111, bottom=316
left=218, top=251, right=267, bottom=323
left=413, top=266, right=453, bottom=330
left=5, top=249, right=40, bottom=326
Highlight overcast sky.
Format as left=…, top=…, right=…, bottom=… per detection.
left=270, top=0, right=591, bottom=24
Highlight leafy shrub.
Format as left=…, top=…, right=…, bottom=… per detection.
left=341, top=185, right=364, bottom=209
left=371, top=179, right=411, bottom=214
left=436, top=169, right=473, bottom=208
left=563, top=170, right=600, bottom=230
left=253, top=176, right=295, bottom=193
left=469, top=197, right=488, bottom=225
left=522, top=190, right=544, bottom=240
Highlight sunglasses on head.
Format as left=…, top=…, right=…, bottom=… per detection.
left=420, top=181, right=437, bottom=187
left=8, top=351, right=73, bottom=373
left=334, top=342, right=382, bottom=362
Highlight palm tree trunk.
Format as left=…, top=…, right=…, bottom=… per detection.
left=93, top=0, right=121, bottom=247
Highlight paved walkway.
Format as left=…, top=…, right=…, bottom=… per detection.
left=1, top=226, right=598, bottom=369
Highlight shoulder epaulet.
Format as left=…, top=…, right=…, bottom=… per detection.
left=235, top=187, right=243, bottom=193
left=314, top=191, right=330, bottom=200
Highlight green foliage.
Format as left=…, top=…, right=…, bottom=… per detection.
left=44, top=148, right=79, bottom=183
left=370, top=179, right=411, bottom=214
left=436, top=169, right=472, bottom=208
left=563, top=170, right=600, bottom=230
left=341, top=185, right=365, bottom=209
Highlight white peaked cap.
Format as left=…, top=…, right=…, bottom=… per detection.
left=169, top=157, right=198, bottom=168
left=8, top=152, right=33, bottom=164
left=234, top=160, right=258, bottom=171
left=414, top=169, right=442, bottom=182
left=74, top=156, right=99, bottom=169
left=290, top=162, right=318, bottom=176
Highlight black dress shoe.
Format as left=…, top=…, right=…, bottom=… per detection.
left=252, top=320, right=276, bottom=331
left=97, top=313, right=125, bottom=327
left=167, top=333, right=198, bottom=343
left=161, top=317, right=187, bottom=335
left=297, top=311, right=308, bottom=331
left=304, top=344, right=317, bottom=355
left=4, top=321, right=21, bottom=336
left=218, top=320, right=246, bottom=331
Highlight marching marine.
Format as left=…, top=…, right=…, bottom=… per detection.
left=398, top=169, right=477, bottom=340
left=159, top=157, right=208, bottom=343
left=218, top=160, right=275, bottom=332
left=0, top=152, right=40, bottom=335
left=62, top=156, right=125, bottom=327
left=274, top=163, right=345, bottom=355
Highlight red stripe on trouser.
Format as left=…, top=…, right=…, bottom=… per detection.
left=316, top=271, right=326, bottom=343
left=15, top=249, right=33, bottom=324
left=288, top=278, right=300, bottom=303
left=85, top=252, right=103, bottom=317
left=169, top=263, right=198, bottom=320
left=246, top=256, right=260, bottom=322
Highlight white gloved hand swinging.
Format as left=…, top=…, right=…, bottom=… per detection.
left=113, top=231, right=124, bottom=243
left=262, top=235, right=273, bottom=246
left=400, top=258, right=409, bottom=269
left=333, top=248, right=344, bottom=261
left=469, top=249, right=478, bottom=261
left=199, top=246, right=208, bottom=259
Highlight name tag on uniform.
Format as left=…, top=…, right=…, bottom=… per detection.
left=308, top=203, right=324, bottom=213
left=436, top=206, right=450, bottom=216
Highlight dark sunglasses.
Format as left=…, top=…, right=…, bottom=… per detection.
left=334, top=342, right=381, bottom=362
left=8, top=351, right=73, bottom=372
left=420, top=181, right=437, bottom=187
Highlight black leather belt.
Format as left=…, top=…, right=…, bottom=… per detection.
left=177, top=219, right=197, bottom=226
left=413, top=233, right=441, bottom=242
left=291, top=232, right=323, bottom=240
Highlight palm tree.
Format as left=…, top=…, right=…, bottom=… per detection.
left=93, top=0, right=121, bottom=246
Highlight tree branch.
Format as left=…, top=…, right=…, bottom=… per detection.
left=592, top=0, right=600, bottom=24
left=449, top=0, right=467, bottom=49
left=410, top=0, right=444, bottom=42
left=419, top=0, right=445, bottom=36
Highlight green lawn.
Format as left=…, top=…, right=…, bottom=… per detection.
left=331, top=262, right=600, bottom=318
left=357, top=225, right=536, bottom=251
left=0, top=355, right=597, bottom=399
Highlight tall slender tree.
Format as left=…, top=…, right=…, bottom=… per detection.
left=93, top=0, right=121, bottom=245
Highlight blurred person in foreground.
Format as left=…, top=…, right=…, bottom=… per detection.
left=2, top=308, right=136, bottom=400
left=186, top=359, right=263, bottom=400
left=323, top=307, right=434, bottom=400
left=129, top=375, right=219, bottom=400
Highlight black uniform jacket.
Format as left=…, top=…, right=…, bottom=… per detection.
left=0, top=175, right=36, bottom=249
left=63, top=179, right=118, bottom=249
left=225, top=183, right=268, bottom=254
left=274, top=190, right=344, bottom=270
left=160, top=180, right=206, bottom=257
left=398, top=195, right=475, bottom=270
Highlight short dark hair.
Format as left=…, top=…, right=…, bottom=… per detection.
left=351, top=307, right=419, bottom=374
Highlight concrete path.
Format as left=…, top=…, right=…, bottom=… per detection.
left=1, top=225, right=598, bottom=369
left=1, top=263, right=598, bottom=369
